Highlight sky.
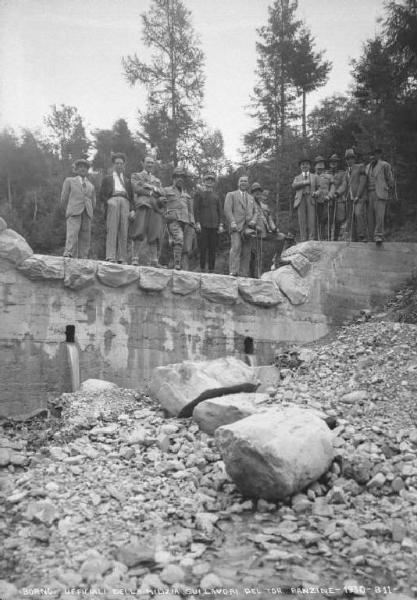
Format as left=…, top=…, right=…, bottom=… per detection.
left=0, top=0, right=384, bottom=161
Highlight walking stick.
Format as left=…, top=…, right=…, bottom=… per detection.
left=331, top=200, right=336, bottom=241
left=327, top=201, right=330, bottom=241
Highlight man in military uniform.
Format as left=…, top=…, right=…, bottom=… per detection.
left=159, top=167, right=195, bottom=270
left=224, top=175, right=257, bottom=277
left=130, top=156, right=164, bottom=266
left=341, top=149, right=368, bottom=241
left=292, top=157, right=319, bottom=242
left=327, top=154, right=347, bottom=240
left=313, top=156, right=333, bottom=240
left=365, top=148, right=394, bottom=244
left=194, top=172, right=224, bottom=273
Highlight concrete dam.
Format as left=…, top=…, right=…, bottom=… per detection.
left=1, top=216, right=417, bottom=418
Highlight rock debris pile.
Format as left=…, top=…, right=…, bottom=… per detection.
left=1, top=321, right=417, bottom=599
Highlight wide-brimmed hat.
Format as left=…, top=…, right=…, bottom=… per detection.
left=298, top=156, right=311, bottom=166
left=251, top=182, right=263, bottom=193
left=314, top=155, right=325, bottom=164
left=173, top=166, right=187, bottom=177
left=329, top=153, right=341, bottom=162
left=73, top=158, right=90, bottom=169
left=203, top=171, right=216, bottom=181
left=344, top=149, right=356, bottom=160
left=111, top=152, right=126, bottom=163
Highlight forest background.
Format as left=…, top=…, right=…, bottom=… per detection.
left=1, top=0, right=416, bottom=263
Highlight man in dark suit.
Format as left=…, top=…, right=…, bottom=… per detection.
left=61, top=158, right=96, bottom=258
left=99, top=153, right=134, bottom=263
left=224, top=175, right=257, bottom=277
left=341, top=149, right=368, bottom=241
left=365, top=148, right=394, bottom=244
left=194, top=172, right=224, bottom=273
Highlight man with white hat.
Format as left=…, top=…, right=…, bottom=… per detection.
left=61, top=158, right=96, bottom=259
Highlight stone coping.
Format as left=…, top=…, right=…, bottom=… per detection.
left=0, top=221, right=324, bottom=309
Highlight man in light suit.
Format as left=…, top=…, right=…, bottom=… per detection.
left=292, top=158, right=319, bottom=242
left=341, top=149, right=368, bottom=241
left=61, top=158, right=96, bottom=259
left=365, top=148, right=394, bottom=244
left=224, top=175, right=257, bottom=277
left=99, top=153, right=134, bottom=263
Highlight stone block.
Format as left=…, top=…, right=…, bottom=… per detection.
left=215, top=407, right=334, bottom=501
left=280, top=253, right=311, bottom=277
left=172, top=271, right=201, bottom=295
left=18, top=255, right=64, bottom=280
left=0, top=228, right=33, bottom=265
left=97, top=263, right=140, bottom=287
left=150, top=357, right=260, bottom=417
left=263, top=265, right=309, bottom=305
left=139, top=267, right=172, bottom=292
left=200, top=274, right=238, bottom=305
left=282, top=241, right=322, bottom=263
left=238, top=278, right=284, bottom=307
left=193, top=392, right=269, bottom=435
left=64, top=259, right=97, bottom=290
left=253, top=365, right=281, bottom=392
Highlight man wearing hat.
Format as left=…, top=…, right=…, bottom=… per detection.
left=194, top=172, right=224, bottom=273
left=224, top=175, right=257, bottom=277
left=292, top=158, right=319, bottom=242
left=340, top=149, right=368, bottom=241
left=327, top=154, right=347, bottom=240
left=61, top=158, right=96, bottom=259
left=249, top=182, right=283, bottom=277
left=365, top=148, right=394, bottom=244
left=313, top=156, right=332, bottom=240
left=159, top=166, right=195, bottom=270
left=130, top=156, right=164, bottom=266
left=99, top=152, right=134, bottom=263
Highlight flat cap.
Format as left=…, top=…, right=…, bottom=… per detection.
left=329, top=153, right=341, bottom=161
left=251, top=182, right=263, bottom=193
left=344, top=149, right=356, bottom=159
left=314, top=155, right=325, bottom=164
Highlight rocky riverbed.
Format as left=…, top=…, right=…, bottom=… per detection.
left=1, top=319, right=417, bottom=600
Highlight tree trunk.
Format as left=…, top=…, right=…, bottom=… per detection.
left=302, top=90, right=307, bottom=139
left=7, top=174, right=12, bottom=209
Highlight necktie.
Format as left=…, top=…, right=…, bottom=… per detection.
left=82, top=178, right=86, bottom=191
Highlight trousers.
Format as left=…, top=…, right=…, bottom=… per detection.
left=199, top=227, right=218, bottom=271
left=367, top=191, right=386, bottom=241
left=352, top=198, right=367, bottom=241
left=297, top=195, right=315, bottom=241
left=64, top=210, right=91, bottom=258
left=106, top=195, right=130, bottom=262
left=131, top=206, right=162, bottom=264
left=230, top=231, right=251, bottom=276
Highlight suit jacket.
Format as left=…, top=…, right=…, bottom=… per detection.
left=341, top=164, right=367, bottom=200
left=292, top=173, right=320, bottom=209
left=223, top=190, right=256, bottom=232
left=99, top=173, right=134, bottom=209
left=131, top=170, right=163, bottom=211
left=327, top=170, right=346, bottom=200
left=61, top=176, right=96, bottom=219
left=315, top=172, right=333, bottom=203
left=193, top=189, right=223, bottom=228
left=365, top=160, right=394, bottom=200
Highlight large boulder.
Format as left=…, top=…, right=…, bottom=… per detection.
left=80, top=379, right=119, bottom=393
left=18, top=255, right=64, bottom=280
left=200, top=274, right=238, bottom=305
left=64, top=259, right=97, bottom=290
left=281, top=241, right=322, bottom=263
left=139, top=267, right=172, bottom=292
left=215, top=407, right=334, bottom=501
left=0, top=228, right=33, bottom=265
left=193, top=392, right=269, bottom=435
left=238, top=278, right=284, bottom=307
left=150, top=357, right=260, bottom=417
left=252, top=365, right=281, bottom=392
left=97, top=263, right=140, bottom=287
left=279, top=253, right=311, bottom=277
left=262, top=265, right=309, bottom=305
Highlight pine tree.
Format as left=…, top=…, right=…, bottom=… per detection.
left=123, top=0, right=205, bottom=164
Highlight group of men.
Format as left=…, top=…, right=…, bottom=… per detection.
left=60, top=154, right=281, bottom=277
left=60, top=146, right=395, bottom=279
left=293, top=148, right=394, bottom=244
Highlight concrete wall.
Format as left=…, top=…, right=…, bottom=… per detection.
left=1, top=222, right=417, bottom=417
